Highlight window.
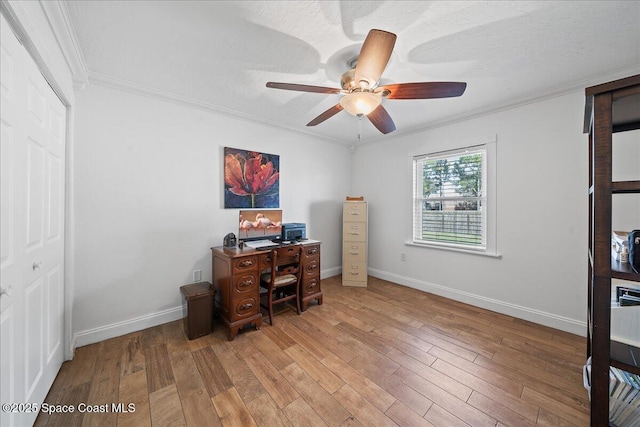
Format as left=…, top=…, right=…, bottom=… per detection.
left=412, top=139, right=497, bottom=255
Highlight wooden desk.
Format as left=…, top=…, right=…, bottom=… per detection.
left=211, top=240, right=322, bottom=340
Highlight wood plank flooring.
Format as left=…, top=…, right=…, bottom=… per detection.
left=34, top=276, right=591, bottom=426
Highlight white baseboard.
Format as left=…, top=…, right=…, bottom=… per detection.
left=368, top=268, right=587, bottom=337
left=73, top=306, right=184, bottom=348
left=72, top=267, right=342, bottom=350
left=72, top=266, right=585, bottom=350
left=321, top=266, right=342, bottom=279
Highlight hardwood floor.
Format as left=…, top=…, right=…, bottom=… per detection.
left=35, top=276, right=590, bottom=426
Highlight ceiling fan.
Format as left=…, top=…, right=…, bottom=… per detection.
left=266, top=29, right=467, bottom=135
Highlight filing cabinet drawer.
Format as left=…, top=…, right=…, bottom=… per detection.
left=343, top=242, right=366, bottom=262
left=343, top=222, right=366, bottom=242
left=343, top=262, right=367, bottom=281
left=343, top=203, right=368, bottom=221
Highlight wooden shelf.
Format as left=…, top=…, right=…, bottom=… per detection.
left=612, top=180, right=640, bottom=193
left=612, top=257, right=640, bottom=281
left=610, top=340, right=640, bottom=375
left=584, top=74, right=640, bottom=426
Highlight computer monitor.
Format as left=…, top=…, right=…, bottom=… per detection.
left=238, top=209, right=283, bottom=241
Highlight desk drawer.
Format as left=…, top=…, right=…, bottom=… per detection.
left=343, top=222, right=366, bottom=242
left=233, top=273, right=258, bottom=294
left=301, top=276, right=320, bottom=297
left=303, top=259, right=319, bottom=278
left=233, top=256, right=258, bottom=273
left=259, top=253, right=272, bottom=270
left=231, top=296, right=259, bottom=320
left=302, top=244, right=320, bottom=259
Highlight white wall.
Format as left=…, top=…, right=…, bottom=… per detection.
left=351, top=91, right=593, bottom=334
left=612, top=129, right=640, bottom=233
left=68, top=81, right=640, bottom=345
left=72, top=84, right=350, bottom=346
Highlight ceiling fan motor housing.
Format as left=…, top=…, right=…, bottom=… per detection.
left=341, top=69, right=379, bottom=92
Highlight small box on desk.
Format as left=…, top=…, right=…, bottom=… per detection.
left=180, top=282, right=215, bottom=340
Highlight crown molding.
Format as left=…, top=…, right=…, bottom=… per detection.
left=40, top=0, right=88, bottom=89
left=361, top=64, right=640, bottom=147
left=86, top=70, right=350, bottom=146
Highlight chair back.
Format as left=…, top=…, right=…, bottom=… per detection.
left=267, top=245, right=302, bottom=286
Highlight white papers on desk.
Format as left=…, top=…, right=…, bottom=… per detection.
left=244, top=240, right=279, bottom=249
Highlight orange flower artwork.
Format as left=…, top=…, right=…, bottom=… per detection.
left=224, top=147, right=279, bottom=208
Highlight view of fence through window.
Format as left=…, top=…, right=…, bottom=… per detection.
left=414, top=147, right=486, bottom=247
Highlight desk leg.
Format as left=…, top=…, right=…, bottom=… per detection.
left=227, top=316, right=262, bottom=341
left=228, top=327, right=239, bottom=341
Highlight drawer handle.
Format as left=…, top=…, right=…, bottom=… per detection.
left=307, top=248, right=318, bottom=255
left=349, top=212, right=360, bottom=215
left=350, top=251, right=359, bottom=255
left=306, top=281, right=317, bottom=291
left=238, top=278, right=254, bottom=288
left=238, top=259, right=254, bottom=268
left=349, top=232, right=360, bottom=235
left=349, top=272, right=360, bottom=276
left=239, top=302, right=253, bottom=310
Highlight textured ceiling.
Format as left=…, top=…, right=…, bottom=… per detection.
left=61, top=1, right=640, bottom=145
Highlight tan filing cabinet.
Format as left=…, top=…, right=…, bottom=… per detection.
left=342, top=201, right=368, bottom=287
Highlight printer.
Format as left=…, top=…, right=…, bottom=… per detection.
left=281, top=223, right=306, bottom=241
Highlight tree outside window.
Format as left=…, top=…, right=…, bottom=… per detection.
left=414, top=147, right=486, bottom=248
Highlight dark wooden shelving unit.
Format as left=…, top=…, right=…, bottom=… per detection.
left=584, top=74, right=640, bottom=426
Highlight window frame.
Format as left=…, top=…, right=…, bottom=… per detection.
left=407, top=135, right=499, bottom=258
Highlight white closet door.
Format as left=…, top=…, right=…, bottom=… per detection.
left=1, top=14, right=66, bottom=427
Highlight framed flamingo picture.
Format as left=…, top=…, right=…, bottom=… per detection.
left=223, top=147, right=280, bottom=208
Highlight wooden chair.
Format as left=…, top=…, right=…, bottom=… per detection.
left=259, top=244, right=302, bottom=325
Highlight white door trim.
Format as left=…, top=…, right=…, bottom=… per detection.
left=1, top=1, right=76, bottom=360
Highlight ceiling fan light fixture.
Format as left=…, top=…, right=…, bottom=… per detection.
left=340, top=91, right=382, bottom=116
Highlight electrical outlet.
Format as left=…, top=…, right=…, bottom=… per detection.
left=193, top=270, right=202, bottom=282
left=400, top=253, right=406, bottom=262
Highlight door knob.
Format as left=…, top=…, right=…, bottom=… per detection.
left=0, top=286, right=12, bottom=297
left=32, top=261, right=42, bottom=270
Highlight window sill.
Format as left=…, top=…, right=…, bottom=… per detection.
left=405, top=241, right=502, bottom=258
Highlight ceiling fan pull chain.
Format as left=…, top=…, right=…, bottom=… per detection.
left=357, top=114, right=363, bottom=142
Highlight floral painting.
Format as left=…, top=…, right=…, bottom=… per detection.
left=224, top=147, right=280, bottom=208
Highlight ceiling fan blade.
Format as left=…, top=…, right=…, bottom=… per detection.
left=354, top=29, right=396, bottom=87
left=266, top=82, right=341, bottom=94
left=307, top=104, right=344, bottom=126
left=367, top=104, right=396, bottom=134
left=380, top=82, right=467, bottom=99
